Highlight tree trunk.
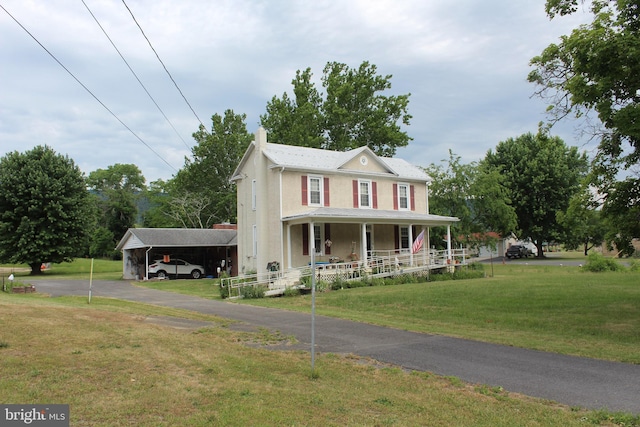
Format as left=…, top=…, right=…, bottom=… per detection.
left=29, top=262, right=43, bottom=275
left=535, top=241, right=545, bottom=258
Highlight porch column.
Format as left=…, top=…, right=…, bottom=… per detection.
left=409, top=224, right=414, bottom=266
left=427, top=228, right=431, bottom=265
left=420, top=226, right=427, bottom=266
left=286, top=223, right=292, bottom=269
left=447, top=225, right=452, bottom=262
left=361, top=222, right=367, bottom=265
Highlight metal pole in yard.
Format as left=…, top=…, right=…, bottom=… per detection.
left=88, top=258, right=94, bottom=304
left=311, top=248, right=316, bottom=373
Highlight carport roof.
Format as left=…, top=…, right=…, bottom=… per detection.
left=116, top=228, right=237, bottom=251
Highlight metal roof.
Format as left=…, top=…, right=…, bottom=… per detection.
left=116, top=228, right=237, bottom=251
left=261, top=143, right=430, bottom=181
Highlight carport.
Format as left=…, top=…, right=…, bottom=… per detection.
left=116, top=227, right=237, bottom=280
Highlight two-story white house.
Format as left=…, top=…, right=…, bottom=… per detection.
left=231, top=128, right=460, bottom=286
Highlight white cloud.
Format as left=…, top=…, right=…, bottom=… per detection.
left=1, top=0, right=596, bottom=182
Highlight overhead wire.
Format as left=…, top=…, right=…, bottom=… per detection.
left=120, top=0, right=207, bottom=132
left=81, top=0, right=192, bottom=151
left=0, top=3, right=179, bottom=173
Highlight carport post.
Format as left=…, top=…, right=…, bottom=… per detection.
left=145, top=247, right=153, bottom=280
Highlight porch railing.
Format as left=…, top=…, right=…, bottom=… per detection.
left=220, top=248, right=467, bottom=298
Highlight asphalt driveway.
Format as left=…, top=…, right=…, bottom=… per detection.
left=31, top=279, right=640, bottom=414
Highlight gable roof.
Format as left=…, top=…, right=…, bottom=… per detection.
left=232, top=140, right=430, bottom=182
left=116, top=228, right=237, bottom=251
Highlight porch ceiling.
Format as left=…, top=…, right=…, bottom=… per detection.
left=282, top=207, right=459, bottom=226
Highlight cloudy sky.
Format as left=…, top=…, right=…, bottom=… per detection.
left=1, top=0, right=592, bottom=183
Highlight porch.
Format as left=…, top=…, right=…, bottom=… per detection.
left=221, top=248, right=468, bottom=298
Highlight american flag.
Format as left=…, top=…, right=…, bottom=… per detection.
left=412, top=230, right=425, bottom=254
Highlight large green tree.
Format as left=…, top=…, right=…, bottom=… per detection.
left=141, top=179, right=182, bottom=228
left=425, top=151, right=517, bottom=249
left=483, top=132, right=588, bottom=257
left=87, top=163, right=146, bottom=256
left=0, top=146, right=92, bottom=274
left=528, top=0, right=640, bottom=254
left=260, top=68, right=325, bottom=149
left=172, top=109, right=253, bottom=227
left=261, top=61, right=412, bottom=157
left=556, top=185, right=607, bottom=255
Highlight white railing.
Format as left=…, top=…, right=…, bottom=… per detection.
left=221, top=249, right=468, bottom=298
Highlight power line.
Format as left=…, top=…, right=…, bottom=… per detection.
left=81, top=0, right=192, bottom=152
left=0, top=3, right=179, bottom=173
left=121, top=0, right=207, bottom=131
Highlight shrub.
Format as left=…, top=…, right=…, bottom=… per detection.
left=466, top=262, right=484, bottom=271
left=583, top=253, right=624, bottom=272
left=370, top=278, right=385, bottom=287
left=219, top=283, right=229, bottom=299
left=452, top=269, right=485, bottom=280
left=283, top=287, right=300, bottom=297
left=241, top=284, right=266, bottom=299
left=300, top=275, right=312, bottom=288
left=318, top=280, right=330, bottom=292
left=331, top=277, right=347, bottom=290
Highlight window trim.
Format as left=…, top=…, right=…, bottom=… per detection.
left=397, top=182, right=410, bottom=211
left=308, top=175, right=323, bottom=206
left=358, top=179, right=372, bottom=209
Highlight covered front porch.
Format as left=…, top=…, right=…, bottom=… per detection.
left=223, top=208, right=462, bottom=297
left=283, top=208, right=460, bottom=270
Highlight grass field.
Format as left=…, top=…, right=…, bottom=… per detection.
left=1, top=255, right=639, bottom=425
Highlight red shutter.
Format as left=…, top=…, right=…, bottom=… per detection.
left=372, top=181, right=378, bottom=209
left=324, top=177, right=330, bottom=207
left=302, top=224, right=309, bottom=256
left=393, top=184, right=398, bottom=210
left=352, top=180, right=358, bottom=207
left=410, top=185, right=415, bottom=211
left=324, top=223, right=331, bottom=255
left=301, top=176, right=308, bottom=206
left=394, top=226, right=400, bottom=252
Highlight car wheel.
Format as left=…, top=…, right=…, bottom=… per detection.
left=157, top=270, right=167, bottom=279
left=191, top=269, right=202, bottom=279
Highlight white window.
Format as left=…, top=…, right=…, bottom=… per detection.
left=308, top=176, right=322, bottom=206
left=359, top=180, right=371, bottom=208
left=400, top=226, right=410, bottom=252
left=251, top=180, right=256, bottom=210
left=398, top=183, right=409, bottom=210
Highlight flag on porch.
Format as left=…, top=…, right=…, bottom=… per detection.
left=412, top=230, right=425, bottom=254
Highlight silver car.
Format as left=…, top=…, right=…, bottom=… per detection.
left=148, top=259, right=204, bottom=279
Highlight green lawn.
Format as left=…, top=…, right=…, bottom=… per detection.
left=2, top=292, right=636, bottom=426
left=1, top=256, right=639, bottom=425
left=2, top=258, right=124, bottom=281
